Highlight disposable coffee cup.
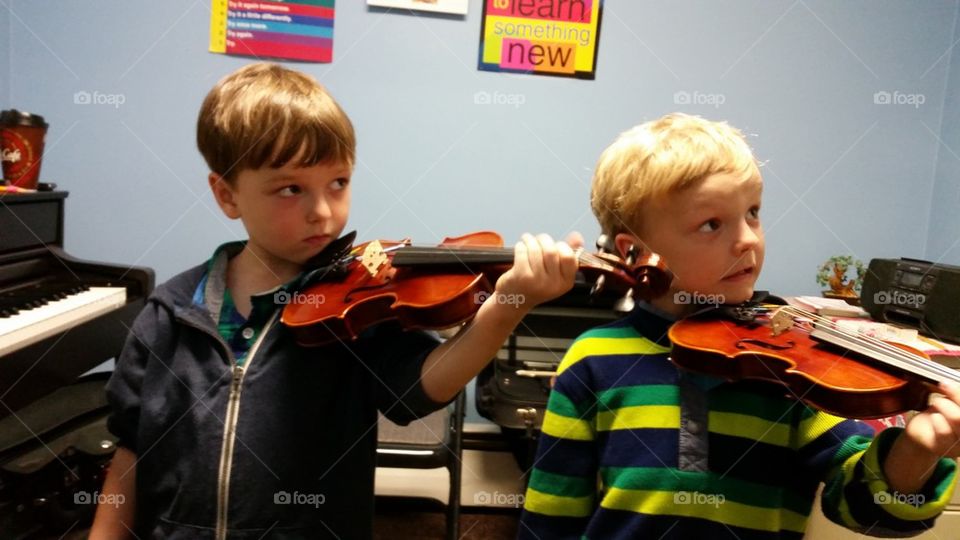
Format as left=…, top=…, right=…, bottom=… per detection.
left=0, top=110, right=48, bottom=189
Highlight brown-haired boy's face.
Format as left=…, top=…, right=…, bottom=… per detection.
left=620, top=171, right=765, bottom=316
left=211, top=160, right=351, bottom=275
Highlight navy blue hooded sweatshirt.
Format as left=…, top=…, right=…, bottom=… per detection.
left=106, top=260, right=444, bottom=539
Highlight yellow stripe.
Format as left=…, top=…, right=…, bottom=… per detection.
left=596, top=405, right=680, bottom=432
left=542, top=410, right=594, bottom=441
left=601, top=488, right=808, bottom=533
left=709, top=411, right=791, bottom=447
left=796, top=411, right=845, bottom=448
left=835, top=449, right=866, bottom=528
left=524, top=487, right=594, bottom=517
left=861, top=436, right=955, bottom=521
left=557, top=336, right=669, bottom=375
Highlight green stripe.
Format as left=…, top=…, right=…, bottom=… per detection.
left=548, top=389, right=593, bottom=419
left=528, top=468, right=596, bottom=498
left=596, top=385, right=678, bottom=410
left=710, top=387, right=801, bottom=424
left=600, top=467, right=814, bottom=516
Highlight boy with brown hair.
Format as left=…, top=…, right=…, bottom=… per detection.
left=90, top=62, right=579, bottom=539
left=520, top=113, right=960, bottom=539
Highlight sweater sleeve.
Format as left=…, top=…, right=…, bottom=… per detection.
left=519, top=345, right=599, bottom=539
left=795, top=409, right=957, bottom=536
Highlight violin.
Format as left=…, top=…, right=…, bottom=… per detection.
left=281, top=231, right=672, bottom=347
left=669, top=304, right=960, bottom=419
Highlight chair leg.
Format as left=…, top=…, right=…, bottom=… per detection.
left=446, top=391, right=466, bottom=540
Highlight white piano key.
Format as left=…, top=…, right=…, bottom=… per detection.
left=0, top=287, right=127, bottom=357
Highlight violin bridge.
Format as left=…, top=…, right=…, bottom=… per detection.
left=360, top=240, right=394, bottom=282
left=770, top=308, right=794, bottom=337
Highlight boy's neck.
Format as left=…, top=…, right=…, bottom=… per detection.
left=227, top=245, right=302, bottom=296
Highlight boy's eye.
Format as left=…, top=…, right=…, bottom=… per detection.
left=278, top=185, right=301, bottom=197
left=748, top=206, right=761, bottom=220
left=332, top=177, right=350, bottom=190
left=698, top=219, right=721, bottom=233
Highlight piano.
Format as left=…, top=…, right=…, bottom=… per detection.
left=0, top=191, right=154, bottom=421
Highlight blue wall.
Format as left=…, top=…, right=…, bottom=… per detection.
left=5, top=2, right=960, bottom=421
left=930, top=4, right=960, bottom=266
left=1, top=7, right=7, bottom=107
left=5, top=1, right=959, bottom=291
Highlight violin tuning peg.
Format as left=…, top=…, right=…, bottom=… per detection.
left=624, top=245, right=638, bottom=266
left=590, top=274, right=606, bottom=296
left=614, top=289, right=635, bottom=314
left=596, top=234, right=614, bottom=254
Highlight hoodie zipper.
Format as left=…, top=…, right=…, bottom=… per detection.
left=208, top=310, right=279, bottom=540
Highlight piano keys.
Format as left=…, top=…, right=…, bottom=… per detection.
left=0, top=191, right=154, bottom=420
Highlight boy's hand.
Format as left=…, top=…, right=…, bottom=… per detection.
left=884, top=381, right=960, bottom=496
left=491, top=233, right=578, bottom=314
left=903, top=381, right=960, bottom=458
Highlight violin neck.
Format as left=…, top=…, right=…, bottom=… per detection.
left=390, top=246, right=516, bottom=268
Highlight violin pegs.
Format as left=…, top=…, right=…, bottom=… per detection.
left=596, top=234, right=615, bottom=254
left=614, top=289, right=635, bottom=314
left=590, top=274, right=606, bottom=296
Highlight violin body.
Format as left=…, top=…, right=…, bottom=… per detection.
left=282, top=231, right=672, bottom=347
left=282, top=232, right=502, bottom=346
left=669, top=314, right=936, bottom=419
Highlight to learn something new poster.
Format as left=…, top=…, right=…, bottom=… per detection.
left=478, top=0, right=603, bottom=79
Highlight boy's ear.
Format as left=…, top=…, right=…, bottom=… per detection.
left=614, top=232, right=642, bottom=261
left=209, top=173, right=241, bottom=219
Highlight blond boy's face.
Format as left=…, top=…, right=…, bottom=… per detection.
left=211, top=160, right=351, bottom=273
left=619, top=171, right=764, bottom=316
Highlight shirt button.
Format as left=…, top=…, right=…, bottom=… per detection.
left=241, top=327, right=255, bottom=340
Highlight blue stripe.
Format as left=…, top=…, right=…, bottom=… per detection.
left=597, top=429, right=680, bottom=469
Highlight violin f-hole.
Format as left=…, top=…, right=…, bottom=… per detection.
left=735, top=338, right=796, bottom=351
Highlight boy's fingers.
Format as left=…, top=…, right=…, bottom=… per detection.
left=523, top=233, right=543, bottom=276
left=565, top=231, right=585, bottom=250
left=556, top=241, right=579, bottom=282
left=513, top=239, right=531, bottom=277
left=537, top=233, right=559, bottom=274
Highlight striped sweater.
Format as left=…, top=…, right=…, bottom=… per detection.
left=519, top=303, right=957, bottom=539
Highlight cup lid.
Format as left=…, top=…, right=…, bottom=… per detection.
left=0, top=109, right=48, bottom=129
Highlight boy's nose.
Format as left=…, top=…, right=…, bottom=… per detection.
left=733, top=221, right=762, bottom=252
left=306, top=195, right=332, bottom=221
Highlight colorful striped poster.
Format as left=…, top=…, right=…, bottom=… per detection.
left=209, top=0, right=335, bottom=63
left=478, top=0, right=602, bottom=79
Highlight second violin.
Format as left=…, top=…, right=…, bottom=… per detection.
left=281, top=231, right=672, bottom=347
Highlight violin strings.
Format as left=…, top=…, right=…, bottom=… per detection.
left=778, top=306, right=960, bottom=384
left=781, top=306, right=950, bottom=381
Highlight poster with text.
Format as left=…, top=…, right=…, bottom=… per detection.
left=367, top=0, right=468, bottom=15
left=209, top=0, right=335, bottom=63
left=478, top=0, right=602, bottom=79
